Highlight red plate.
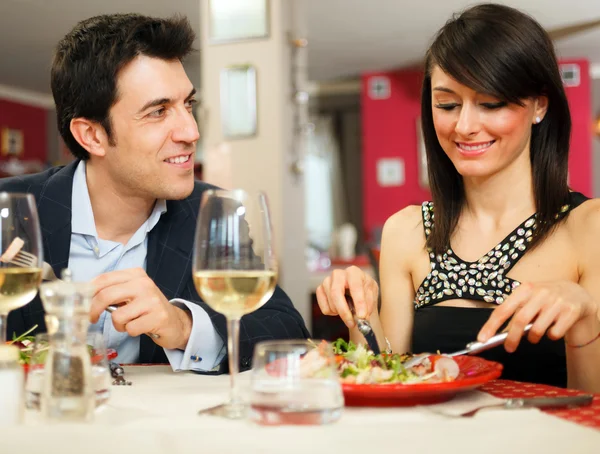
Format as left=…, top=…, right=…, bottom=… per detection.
left=342, top=356, right=503, bottom=407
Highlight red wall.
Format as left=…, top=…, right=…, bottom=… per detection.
left=361, top=70, right=430, bottom=240
left=0, top=99, right=48, bottom=162
left=561, top=59, right=592, bottom=196
left=362, top=61, right=593, bottom=240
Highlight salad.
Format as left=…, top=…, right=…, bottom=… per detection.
left=6, top=325, right=95, bottom=366
left=6, top=325, right=40, bottom=366
left=326, top=339, right=460, bottom=385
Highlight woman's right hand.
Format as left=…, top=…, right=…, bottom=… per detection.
left=316, top=266, right=379, bottom=328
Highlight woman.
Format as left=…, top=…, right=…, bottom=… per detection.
left=316, top=4, right=600, bottom=392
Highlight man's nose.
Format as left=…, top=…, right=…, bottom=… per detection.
left=172, top=109, right=200, bottom=143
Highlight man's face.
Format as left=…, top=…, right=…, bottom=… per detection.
left=100, top=55, right=199, bottom=200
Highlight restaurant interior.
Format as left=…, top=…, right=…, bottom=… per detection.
left=1, top=0, right=600, bottom=451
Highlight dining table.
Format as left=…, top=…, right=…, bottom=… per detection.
left=2, top=365, right=599, bottom=454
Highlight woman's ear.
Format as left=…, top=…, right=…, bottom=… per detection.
left=533, top=95, right=549, bottom=125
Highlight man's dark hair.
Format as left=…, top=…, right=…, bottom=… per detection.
left=51, top=14, right=195, bottom=160
left=421, top=3, right=571, bottom=254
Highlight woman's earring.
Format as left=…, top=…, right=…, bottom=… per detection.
left=536, top=116, right=542, bottom=124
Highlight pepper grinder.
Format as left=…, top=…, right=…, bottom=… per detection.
left=39, top=269, right=95, bottom=422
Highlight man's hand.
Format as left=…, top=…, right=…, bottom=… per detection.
left=90, top=268, right=192, bottom=350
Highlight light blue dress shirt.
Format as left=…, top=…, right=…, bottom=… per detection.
left=70, top=161, right=225, bottom=371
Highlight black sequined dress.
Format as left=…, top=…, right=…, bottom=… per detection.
left=411, top=192, right=589, bottom=387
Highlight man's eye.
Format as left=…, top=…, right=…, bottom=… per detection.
left=148, top=107, right=166, bottom=118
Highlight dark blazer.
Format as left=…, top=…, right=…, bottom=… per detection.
left=1, top=160, right=310, bottom=373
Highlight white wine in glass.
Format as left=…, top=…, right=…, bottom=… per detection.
left=193, top=270, right=277, bottom=319
left=193, top=189, right=277, bottom=419
left=0, top=193, right=43, bottom=343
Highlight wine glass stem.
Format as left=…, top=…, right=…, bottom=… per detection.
left=227, top=317, right=241, bottom=406
left=0, top=313, right=8, bottom=343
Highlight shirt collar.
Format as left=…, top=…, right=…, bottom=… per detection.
left=71, top=161, right=98, bottom=236
left=71, top=161, right=167, bottom=239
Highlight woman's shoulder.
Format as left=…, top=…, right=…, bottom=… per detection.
left=566, top=196, right=600, bottom=224
left=384, top=204, right=425, bottom=233
left=381, top=204, right=427, bottom=254
left=564, top=196, right=600, bottom=242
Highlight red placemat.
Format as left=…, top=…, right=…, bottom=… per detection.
left=481, top=380, right=600, bottom=430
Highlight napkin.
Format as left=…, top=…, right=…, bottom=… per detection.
left=423, top=390, right=506, bottom=416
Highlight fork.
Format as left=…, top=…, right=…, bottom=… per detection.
left=346, top=292, right=381, bottom=355
left=0, top=237, right=58, bottom=281
left=436, top=394, right=594, bottom=418
left=105, top=304, right=161, bottom=340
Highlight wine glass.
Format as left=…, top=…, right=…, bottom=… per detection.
left=0, top=193, right=43, bottom=343
left=193, top=189, right=277, bottom=419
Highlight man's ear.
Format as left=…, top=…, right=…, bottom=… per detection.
left=70, top=118, right=109, bottom=157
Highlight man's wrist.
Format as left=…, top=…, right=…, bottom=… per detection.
left=175, top=306, right=193, bottom=350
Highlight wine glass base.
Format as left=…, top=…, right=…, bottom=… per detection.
left=198, top=402, right=247, bottom=420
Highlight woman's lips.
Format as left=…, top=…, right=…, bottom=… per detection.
left=455, top=140, right=495, bottom=156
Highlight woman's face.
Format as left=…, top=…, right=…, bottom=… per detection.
left=430, top=65, right=547, bottom=179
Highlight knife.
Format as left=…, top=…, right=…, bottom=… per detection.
left=346, top=292, right=381, bottom=355
left=445, top=323, right=535, bottom=357
left=404, top=324, right=534, bottom=368
left=109, top=361, right=132, bottom=386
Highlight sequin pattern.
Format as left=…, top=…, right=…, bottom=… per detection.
left=414, top=201, right=571, bottom=309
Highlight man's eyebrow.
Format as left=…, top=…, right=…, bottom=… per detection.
left=137, top=97, right=170, bottom=114
left=137, top=88, right=196, bottom=114
left=185, top=88, right=196, bottom=100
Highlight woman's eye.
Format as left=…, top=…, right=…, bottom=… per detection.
left=481, top=102, right=507, bottom=110
left=435, top=103, right=459, bottom=111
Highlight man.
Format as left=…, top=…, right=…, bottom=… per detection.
left=2, top=13, right=308, bottom=373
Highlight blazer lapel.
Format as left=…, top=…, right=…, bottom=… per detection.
left=22, top=161, right=77, bottom=323
left=140, top=197, right=195, bottom=363
left=37, top=161, right=78, bottom=277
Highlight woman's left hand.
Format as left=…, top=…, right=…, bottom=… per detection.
left=477, top=281, right=598, bottom=352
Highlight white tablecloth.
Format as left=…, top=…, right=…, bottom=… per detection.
left=2, top=365, right=599, bottom=454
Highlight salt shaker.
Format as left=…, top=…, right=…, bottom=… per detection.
left=0, top=344, right=25, bottom=425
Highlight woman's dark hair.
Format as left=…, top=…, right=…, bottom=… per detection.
left=421, top=3, right=571, bottom=254
left=51, top=14, right=195, bottom=160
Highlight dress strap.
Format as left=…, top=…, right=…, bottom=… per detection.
left=421, top=201, right=434, bottom=239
